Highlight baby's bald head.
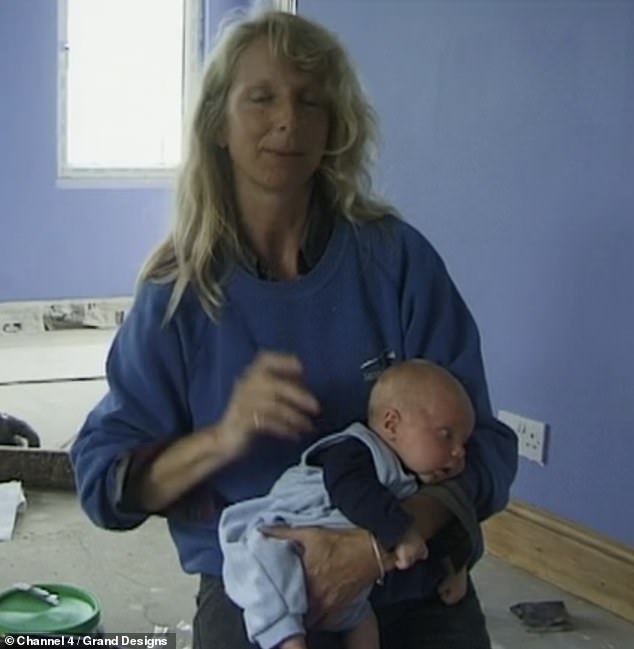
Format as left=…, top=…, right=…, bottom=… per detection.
left=368, top=359, right=474, bottom=435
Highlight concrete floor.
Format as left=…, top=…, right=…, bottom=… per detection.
left=1, top=490, right=633, bottom=648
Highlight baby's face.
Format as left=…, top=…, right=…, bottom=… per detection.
left=392, top=390, right=474, bottom=483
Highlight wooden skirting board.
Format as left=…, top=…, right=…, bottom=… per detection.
left=483, top=500, right=634, bottom=623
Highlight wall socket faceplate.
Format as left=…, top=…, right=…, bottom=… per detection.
left=498, top=409, right=548, bottom=465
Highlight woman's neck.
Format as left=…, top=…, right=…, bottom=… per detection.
left=236, top=183, right=313, bottom=280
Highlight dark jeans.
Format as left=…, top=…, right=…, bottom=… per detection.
left=193, top=575, right=491, bottom=649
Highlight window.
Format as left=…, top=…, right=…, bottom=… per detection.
left=58, top=0, right=202, bottom=182
left=275, top=0, right=297, bottom=11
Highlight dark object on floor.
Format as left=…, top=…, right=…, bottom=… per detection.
left=0, top=412, right=41, bottom=447
left=510, top=600, right=573, bottom=632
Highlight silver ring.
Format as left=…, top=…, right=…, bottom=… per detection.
left=253, top=412, right=260, bottom=429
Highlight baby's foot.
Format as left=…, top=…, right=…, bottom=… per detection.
left=438, top=567, right=468, bottom=605
left=280, top=634, right=307, bottom=649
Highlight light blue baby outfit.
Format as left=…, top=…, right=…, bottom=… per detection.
left=219, top=422, right=419, bottom=649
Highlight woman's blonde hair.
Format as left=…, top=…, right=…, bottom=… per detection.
left=140, top=8, right=395, bottom=321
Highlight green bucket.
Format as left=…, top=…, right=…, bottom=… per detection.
left=0, top=583, right=101, bottom=636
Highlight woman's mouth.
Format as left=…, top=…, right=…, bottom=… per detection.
left=264, top=149, right=303, bottom=157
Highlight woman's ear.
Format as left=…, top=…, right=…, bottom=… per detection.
left=383, top=408, right=401, bottom=441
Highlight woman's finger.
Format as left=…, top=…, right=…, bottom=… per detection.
left=252, top=400, right=317, bottom=435
left=245, top=352, right=321, bottom=416
left=248, top=351, right=305, bottom=381
left=254, top=371, right=320, bottom=416
left=252, top=377, right=319, bottom=419
left=255, top=350, right=321, bottom=372
left=259, top=526, right=307, bottom=557
left=272, top=380, right=321, bottom=417
left=259, top=525, right=306, bottom=541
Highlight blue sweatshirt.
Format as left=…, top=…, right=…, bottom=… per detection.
left=70, top=214, right=517, bottom=602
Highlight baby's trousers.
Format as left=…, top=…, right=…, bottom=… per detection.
left=193, top=575, right=491, bottom=649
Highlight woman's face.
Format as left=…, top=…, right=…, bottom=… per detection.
left=219, top=37, right=329, bottom=199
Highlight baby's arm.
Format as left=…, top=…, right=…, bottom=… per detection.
left=311, top=439, right=420, bottom=559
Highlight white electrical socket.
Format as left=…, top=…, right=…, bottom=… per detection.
left=498, top=410, right=548, bottom=465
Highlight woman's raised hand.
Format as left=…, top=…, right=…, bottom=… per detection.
left=216, top=351, right=320, bottom=456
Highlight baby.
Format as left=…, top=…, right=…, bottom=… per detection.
left=219, top=359, right=475, bottom=649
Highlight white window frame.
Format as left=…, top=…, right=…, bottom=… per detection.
left=57, top=0, right=203, bottom=186
left=274, top=0, right=297, bottom=12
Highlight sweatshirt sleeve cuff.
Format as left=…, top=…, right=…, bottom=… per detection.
left=375, top=510, right=415, bottom=551
left=105, top=453, right=150, bottom=528
left=421, top=481, right=482, bottom=566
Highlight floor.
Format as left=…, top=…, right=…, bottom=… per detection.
left=1, top=489, right=633, bottom=648
left=1, top=331, right=633, bottom=648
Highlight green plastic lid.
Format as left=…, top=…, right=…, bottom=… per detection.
left=0, top=583, right=101, bottom=635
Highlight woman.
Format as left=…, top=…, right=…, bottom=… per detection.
left=71, top=8, right=517, bottom=649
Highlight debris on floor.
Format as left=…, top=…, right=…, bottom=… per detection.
left=0, top=480, right=26, bottom=541
left=0, top=412, right=41, bottom=447
left=153, top=620, right=193, bottom=649
left=510, top=599, right=574, bottom=632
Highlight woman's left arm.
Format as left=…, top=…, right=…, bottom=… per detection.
left=400, top=234, right=518, bottom=521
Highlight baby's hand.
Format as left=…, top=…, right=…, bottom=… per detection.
left=394, top=526, right=428, bottom=570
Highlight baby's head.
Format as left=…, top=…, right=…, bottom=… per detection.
left=368, top=359, right=475, bottom=483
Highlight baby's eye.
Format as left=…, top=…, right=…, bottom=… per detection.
left=439, top=428, right=453, bottom=441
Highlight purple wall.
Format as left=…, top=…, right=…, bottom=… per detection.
left=0, top=0, right=247, bottom=302
left=300, top=0, right=634, bottom=546
left=3, top=1, right=633, bottom=545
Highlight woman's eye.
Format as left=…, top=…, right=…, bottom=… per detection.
left=301, top=97, right=321, bottom=107
left=250, top=94, right=272, bottom=103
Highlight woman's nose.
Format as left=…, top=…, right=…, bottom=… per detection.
left=274, top=99, right=298, bottom=132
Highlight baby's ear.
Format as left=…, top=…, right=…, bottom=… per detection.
left=383, top=408, right=401, bottom=440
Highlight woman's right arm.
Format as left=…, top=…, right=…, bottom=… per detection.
left=71, top=284, right=319, bottom=528
left=133, top=425, right=241, bottom=513
left=71, top=284, right=197, bottom=529
left=138, top=350, right=320, bottom=512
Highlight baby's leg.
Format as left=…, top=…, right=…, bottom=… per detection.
left=438, top=565, right=469, bottom=605
left=279, top=634, right=308, bottom=649
left=343, top=608, right=380, bottom=649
